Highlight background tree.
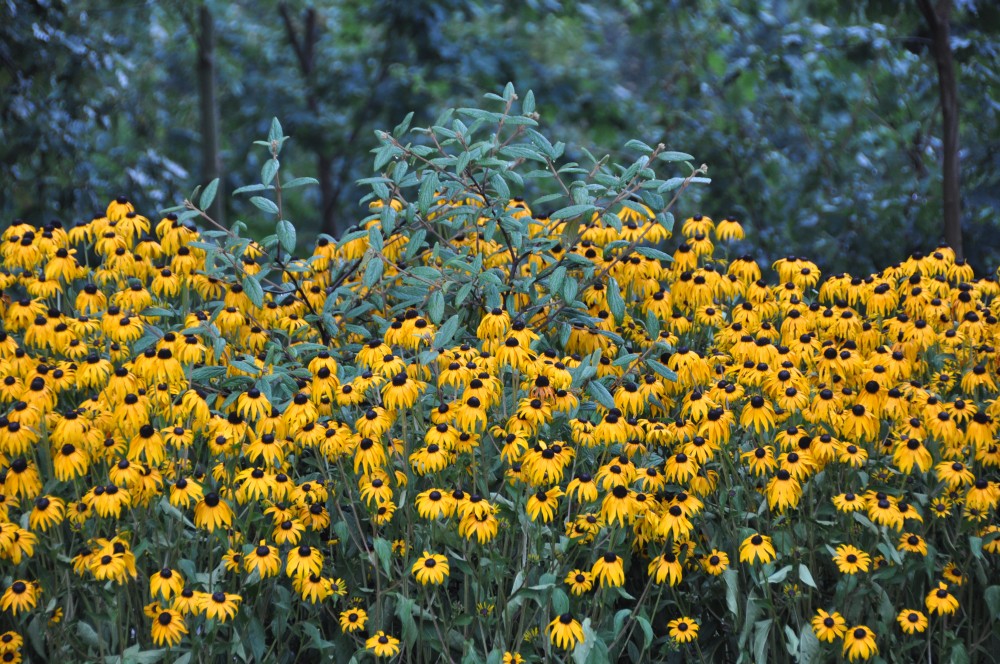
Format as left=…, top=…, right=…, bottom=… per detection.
left=2, top=0, right=998, bottom=273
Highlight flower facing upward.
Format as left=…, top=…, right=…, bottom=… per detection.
left=150, top=608, right=187, bottom=647
left=811, top=609, right=847, bottom=642
left=547, top=613, right=585, bottom=650
left=339, top=608, right=367, bottom=632
left=667, top=617, right=699, bottom=643
left=832, top=544, right=871, bottom=575
left=0, top=581, right=38, bottom=615
left=701, top=550, right=729, bottom=576
left=412, top=551, right=450, bottom=585
left=564, top=569, right=593, bottom=596
left=896, top=609, right=928, bottom=634
left=842, top=625, right=877, bottom=661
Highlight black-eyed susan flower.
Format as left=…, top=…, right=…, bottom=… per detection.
left=925, top=582, right=959, bottom=615
left=525, top=487, right=563, bottom=523
left=897, top=533, right=928, bottom=556
left=150, top=568, right=184, bottom=600
left=648, top=552, right=684, bottom=586
left=193, top=492, right=234, bottom=532
left=412, top=551, right=450, bottom=586
left=701, top=550, right=729, bottom=576
left=896, top=609, right=928, bottom=634
left=591, top=552, right=625, bottom=588
left=150, top=608, right=187, bottom=647
left=564, top=569, right=593, bottom=596
left=842, top=625, right=877, bottom=661
left=339, top=607, right=367, bottom=633
left=832, top=544, right=871, bottom=575
left=365, top=631, right=401, bottom=657
left=200, top=591, right=241, bottom=622
left=293, top=573, right=333, bottom=603
left=242, top=541, right=281, bottom=579
left=739, top=533, right=776, bottom=564
left=547, top=613, right=585, bottom=650
left=286, top=544, right=324, bottom=578
left=0, top=581, right=37, bottom=615
left=667, top=616, right=699, bottom=644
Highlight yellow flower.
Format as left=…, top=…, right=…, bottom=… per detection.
left=832, top=544, right=871, bottom=575
left=842, top=625, right=877, bottom=661
left=739, top=533, right=776, bottom=564
left=199, top=591, right=241, bottom=622
left=547, top=613, right=585, bottom=650
left=667, top=616, right=699, bottom=643
left=591, top=552, right=625, bottom=588
left=411, top=551, right=450, bottom=585
left=896, top=609, right=928, bottom=634
left=365, top=631, right=400, bottom=657
left=339, top=608, right=368, bottom=633
left=150, top=608, right=187, bottom=647
left=0, top=581, right=38, bottom=615
left=925, top=582, right=959, bottom=615
left=811, top=609, right=847, bottom=643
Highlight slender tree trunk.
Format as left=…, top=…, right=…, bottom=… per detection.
left=197, top=4, right=223, bottom=224
left=279, top=4, right=340, bottom=237
left=917, top=0, right=962, bottom=258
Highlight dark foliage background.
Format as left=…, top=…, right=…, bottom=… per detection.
left=2, top=0, right=998, bottom=274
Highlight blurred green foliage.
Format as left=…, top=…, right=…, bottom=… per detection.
left=2, top=0, right=998, bottom=273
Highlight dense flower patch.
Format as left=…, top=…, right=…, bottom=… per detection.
left=1, top=96, right=998, bottom=662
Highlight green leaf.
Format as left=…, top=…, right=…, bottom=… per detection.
left=549, top=266, right=567, bottom=294
left=268, top=117, right=283, bottom=143
left=393, top=111, right=414, bottom=138
left=428, top=290, right=445, bottom=324
left=587, top=380, right=616, bottom=410
left=242, top=276, right=264, bottom=308
left=395, top=595, right=419, bottom=644
left=657, top=151, right=695, bottom=162
left=646, top=360, right=677, bottom=382
left=250, top=196, right=279, bottom=215
left=76, top=621, right=101, bottom=648
left=262, top=159, right=279, bottom=186
left=985, top=586, right=1000, bottom=616
left=550, top=204, right=596, bottom=221
left=199, top=178, right=219, bottom=210
left=636, top=615, right=654, bottom=648
left=797, top=624, right=820, bottom=663
left=723, top=569, right=739, bottom=618
left=635, top=246, right=672, bottom=261
left=624, top=139, right=654, bottom=153
left=363, top=257, right=384, bottom=288
left=435, top=314, right=460, bottom=348
left=754, top=619, right=773, bottom=664
left=798, top=563, right=817, bottom=589
left=373, top=537, right=392, bottom=576
left=572, top=618, right=597, bottom=664
left=281, top=177, right=318, bottom=189
left=607, top=277, right=625, bottom=324
left=767, top=565, right=792, bottom=584
left=276, top=219, right=296, bottom=255
left=418, top=172, right=440, bottom=214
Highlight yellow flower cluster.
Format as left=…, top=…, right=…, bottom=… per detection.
left=0, top=192, right=997, bottom=660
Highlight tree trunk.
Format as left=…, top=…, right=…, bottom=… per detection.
left=918, top=0, right=962, bottom=258
left=279, top=4, right=340, bottom=237
left=197, top=4, right=223, bottom=224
